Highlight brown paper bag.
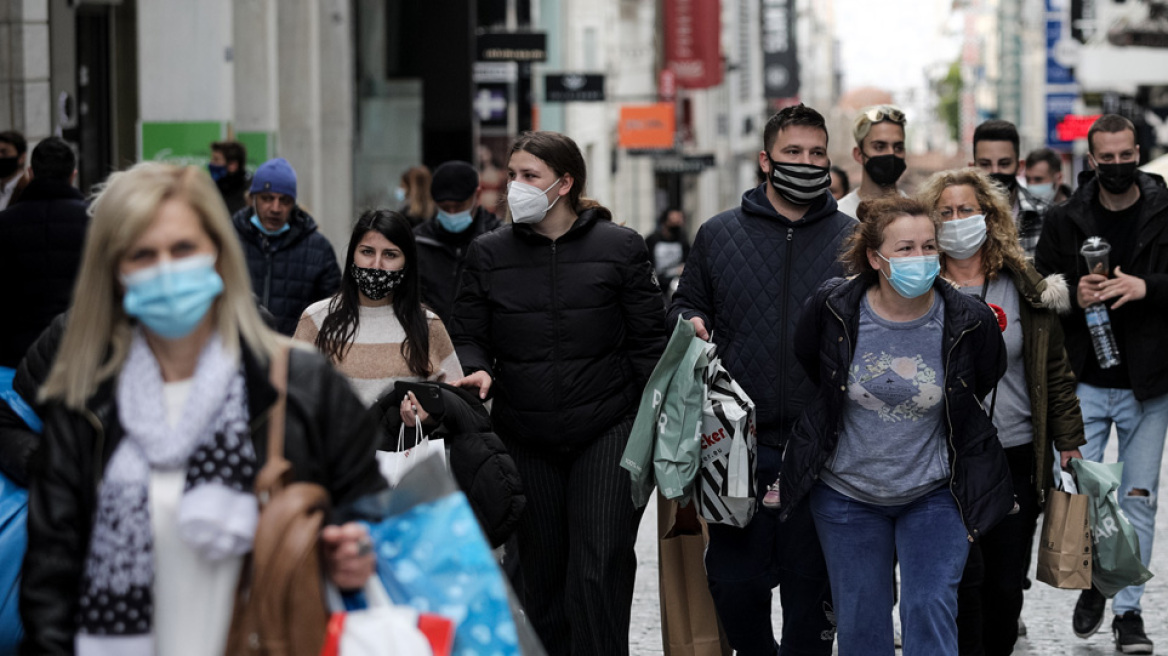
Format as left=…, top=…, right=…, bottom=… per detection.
left=658, top=494, right=732, bottom=656
left=1036, top=487, right=1093, bottom=590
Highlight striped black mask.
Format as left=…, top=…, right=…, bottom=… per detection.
left=767, top=157, right=831, bottom=205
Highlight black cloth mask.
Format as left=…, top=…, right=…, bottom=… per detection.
left=1095, top=161, right=1139, bottom=195
left=989, top=172, right=1019, bottom=193
left=352, top=265, right=405, bottom=301
left=0, top=157, right=19, bottom=179
left=863, top=154, right=906, bottom=187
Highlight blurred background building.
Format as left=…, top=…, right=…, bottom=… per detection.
left=4, top=0, right=1168, bottom=247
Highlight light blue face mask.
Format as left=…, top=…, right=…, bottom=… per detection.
left=250, top=214, right=290, bottom=236
left=1028, top=182, right=1056, bottom=203
left=878, top=252, right=940, bottom=299
left=121, top=254, right=224, bottom=339
left=436, top=209, right=473, bottom=233
left=394, top=187, right=407, bottom=203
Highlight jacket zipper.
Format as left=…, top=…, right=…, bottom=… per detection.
left=779, top=228, right=794, bottom=434
left=944, top=322, right=980, bottom=541
left=83, top=408, right=107, bottom=492
left=550, top=241, right=563, bottom=420
left=262, top=237, right=273, bottom=307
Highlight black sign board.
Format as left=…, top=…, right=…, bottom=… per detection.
left=760, top=0, right=800, bottom=99
left=545, top=74, right=605, bottom=102
left=653, top=153, right=717, bottom=174
left=478, top=32, right=547, bottom=62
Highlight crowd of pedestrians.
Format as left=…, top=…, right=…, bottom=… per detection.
left=0, top=102, right=1163, bottom=656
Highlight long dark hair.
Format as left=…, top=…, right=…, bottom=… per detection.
left=316, top=209, right=432, bottom=376
left=509, top=131, right=611, bottom=220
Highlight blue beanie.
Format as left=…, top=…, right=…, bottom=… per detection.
left=250, top=158, right=297, bottom=199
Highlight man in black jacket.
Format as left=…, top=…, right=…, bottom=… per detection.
left=669, top=104, right=855, bottom=656
left=231, top=157, right=341, bottom=334
left=0, top=137, right=88, bottom=368
left=209, top=140, right=250, bottom=216
left=415, top=160, right=501, bottom=323
left=1035, top=114, right=1168, bottom=654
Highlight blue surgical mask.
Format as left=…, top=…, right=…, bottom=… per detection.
left=250, top=214, right=290, bottom=236
left=878, top=253, right=940, bottom=299
left=122, top=254, right=224, bottom=339
left=436, top=209, right=473, bottom=233
left=1028, top=182, right=1056, bottom=203
left=394, top=187, right=407, bottom=203
left=207, top=163, right=228, bottom=182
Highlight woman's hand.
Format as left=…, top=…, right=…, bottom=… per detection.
left=452, top=370, right=493, bottom=399
left=321, top=522, right=376, bottom=591
left=399, top=391, right=430, bottom=427
left=1060, top=448, right=1083, bottom=470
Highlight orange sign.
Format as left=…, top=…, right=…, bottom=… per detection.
left=618, top=103, right=676, bottom=149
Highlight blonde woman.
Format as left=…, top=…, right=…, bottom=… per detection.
left=918, top=168, right=1084, bottom=655
left=21, top=163, right=384, bottom=655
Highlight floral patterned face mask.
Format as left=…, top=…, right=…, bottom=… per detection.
left=352, top=265, right=405, bottom=300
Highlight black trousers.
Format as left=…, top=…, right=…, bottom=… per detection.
left=704, top=444, right=835, bottom=656
left=957, top=444, right=1040, bottom=656
left=506, top=416, right=645, bottom=656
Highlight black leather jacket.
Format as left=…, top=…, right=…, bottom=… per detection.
left=20, top=342, right=385, bottom=655
left=780, top=275, right=1013, bottom=540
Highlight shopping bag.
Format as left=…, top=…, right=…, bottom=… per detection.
left=624, top=317, right=696, bottom=506
left=351, top=456, right=545, bottom=656
left=1036, top=471, right=1092, bottom=590
left=376, top=421, right=446, bottom=487
left=653, top=336, right=715, bottom=501
left=657, top=494, right=731, bottom=656
left=0, top=366, right=32, bottom=652
left=321, top=578, right=455, bottom=656
left=693, top=360, right=756, bottom=527
left=1070, top=459, right=1154, bottom=598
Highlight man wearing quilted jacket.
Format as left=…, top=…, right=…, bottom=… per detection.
left=668, top=104, right=856, bottom=656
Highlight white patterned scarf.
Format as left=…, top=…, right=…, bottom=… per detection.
left=76, top=331, right=258, bottom=656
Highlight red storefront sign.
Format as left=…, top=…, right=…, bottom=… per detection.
left=664, top=0, right=723, bottom=89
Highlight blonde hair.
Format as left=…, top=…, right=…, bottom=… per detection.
left=402, top=166, right=435, bottom=219
left=40, top=162, right=282, bottom=409
left=915, top=167, right=1028, bottom=281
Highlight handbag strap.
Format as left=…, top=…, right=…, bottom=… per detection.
left=255, top=345, right=291, bottom=505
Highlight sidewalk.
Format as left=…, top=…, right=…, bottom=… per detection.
left=630, top=437, right=1168, bottom=654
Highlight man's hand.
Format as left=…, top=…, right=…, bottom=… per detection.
left=1060, top=448, right=1082, bottom=471
left=689, top=317, right=710, bottom=341
left=322, top=522, right=376, bottom=591
left=1098, top=266, right=1146, bottom=309
left=452, top=370, right=493, bottom=399
left=1077, top=273, right=1108, bottom=309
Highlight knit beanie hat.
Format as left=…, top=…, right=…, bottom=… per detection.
left=250, top=158, right=297, bottom=199
left=430, top=161, right=479, bottom=202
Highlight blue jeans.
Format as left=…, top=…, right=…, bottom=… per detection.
left=1075, top=383, right=1168, bottom=615
left=811, top=483, right=969, bottom=656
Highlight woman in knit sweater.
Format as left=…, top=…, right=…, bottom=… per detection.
left=293, top=210, right=461, bottom=424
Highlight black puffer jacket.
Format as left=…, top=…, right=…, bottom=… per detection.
left=20, top=344, right=385, bottom=655
left=0, top=179, right=89, bottom=368
left=1034, top=170, right=1168, bottom=400
left=668, top=185, right=857, bottom=446
left=216, top=170, right=251, bottom=216
left=780, top=275, right=1012, bottom=540
left=414, top=207, right=503, bottom=324
left=449, top=208, right=666, bottom=449
left=232, top=206, right=342, bottom=335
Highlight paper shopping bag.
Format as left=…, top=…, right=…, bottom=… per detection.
left=1071, top=459, right=1154, bottom=597
left=1036, top=472, right=1092, bottom=590
left=657, top=495, right=731, bottom=656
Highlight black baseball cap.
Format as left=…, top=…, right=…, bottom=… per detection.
left=430, top=161, right=479, bottom=202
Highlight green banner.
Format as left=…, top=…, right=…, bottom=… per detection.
left=236, top=131, right=275, bottom=169
left=139, top=121, right=225, bottom=166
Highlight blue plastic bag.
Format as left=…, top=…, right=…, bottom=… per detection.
left=352, top=455, right=539, bottom=656
left=0, top=366, right=33, bottom=653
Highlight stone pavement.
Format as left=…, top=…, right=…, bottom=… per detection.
left=629, top=437, right=1168, bottom=654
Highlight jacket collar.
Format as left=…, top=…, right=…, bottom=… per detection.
left=9, top=178, right=85, bottom=204
left=824, top=274, right=985, bottom=340
left=1067, top=171, right=1168, bottom=246
left=511, top=207, right=604, bottom=243
left=232, top=205, right=317, bottom=248
left=739, top=184, right=838, bottom=228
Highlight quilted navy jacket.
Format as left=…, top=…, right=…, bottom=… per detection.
left=668, top=185, right=856, bottom=446
left=449, top=207, right=666, bottom=450
left=232, top=206, right=341, bottom=335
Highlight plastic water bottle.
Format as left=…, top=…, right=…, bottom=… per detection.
left=1080, top=237, right=1121, bottom=369
left=1084, top=303, right=1121, bottom=369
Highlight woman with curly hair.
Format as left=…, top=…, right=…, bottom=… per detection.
left=917, top=167, right=1085, bottom=655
